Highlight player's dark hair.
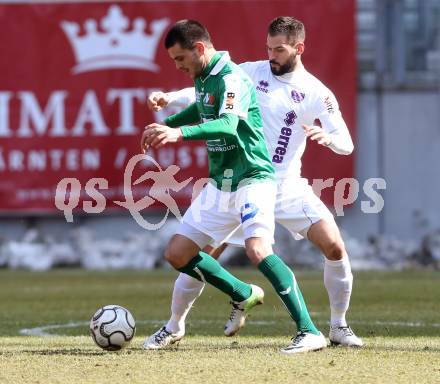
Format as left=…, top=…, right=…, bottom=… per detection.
left=268, top=16, right=305, bottom=44
left=165, top=19, right=212, bottom=49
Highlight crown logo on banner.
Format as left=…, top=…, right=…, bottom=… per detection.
left=61, top=5, right=169, bottom=74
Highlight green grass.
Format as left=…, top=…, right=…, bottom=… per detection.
left=0, top=269, right=439, bottom=383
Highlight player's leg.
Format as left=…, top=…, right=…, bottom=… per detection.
left=159, top=183, right=252, bottom=303
left=306, top=218, right=363, bottom=347
left=144, top=242, right=228, bottom=350
left=143, top=233, right=203, bottom=349
left=144, top=230, right=254, bottom=349
left=166, top=274, right=204, bottom=336
left=245, top=237, right=317, bottom=333
left=168, top=235, right=254, bottom=302
left=234, top=181, right=326, bottom=353
left=277, top=181, right=362, bottom=347
left=164, top=243, right=227, bottom=336
left=144, top=183, right=234, bottom=349
left=166, top=183, right=265, bottom=316
left=243, top=236, right=326, bottom=353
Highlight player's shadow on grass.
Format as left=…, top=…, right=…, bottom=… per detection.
left=362, top=344, right=440, bottom=353
left=139, top=344, right=440, bottom=353
left=17, top=342, right=440, bottom=355
left=20, top=348, right=135, bottom=356
left=140, top=340, right=284, bottom=353
left=362, top=328, right=440, bottom=338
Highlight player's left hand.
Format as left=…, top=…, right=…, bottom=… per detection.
left=141, top=123, right=183, bottom=152
left=302, top=124, right=332, bottom=147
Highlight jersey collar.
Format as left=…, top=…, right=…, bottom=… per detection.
left=273, top=63, right=306, bottom=84
left=200, top=51, right=231, bottom=82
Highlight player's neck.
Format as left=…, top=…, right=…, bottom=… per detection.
left=275, top=59, right=304, bottom=82
left=202, top=48, right=217, bottom=71
left=292, top=58, right=303, bottom=72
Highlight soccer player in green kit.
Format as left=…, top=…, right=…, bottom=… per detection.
left=141, top=20, right=326, bottom=353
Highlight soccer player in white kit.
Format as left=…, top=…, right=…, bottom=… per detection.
left=144, top=16, right=363, bottom=350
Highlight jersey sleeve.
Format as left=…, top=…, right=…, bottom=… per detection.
left=238, top=61, right=261, bottom=79
left=313, top=87, right=354, bottom=155
left=164, top=103, right=200, bottom=127
left=167, top=87, right=196, bottom=108
left=218, top=73, right=251, bottom=119
left=180, top=113, right=239, bottom=140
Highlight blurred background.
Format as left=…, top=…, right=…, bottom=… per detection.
left=0, top=0, right=439, bottom=271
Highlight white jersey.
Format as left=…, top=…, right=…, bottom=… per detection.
left=167, top=60, right=353, bottom=181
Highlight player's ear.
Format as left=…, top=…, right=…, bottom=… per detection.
left=194, top=42, right=205, bottom=56
left=295, top=42, right=305, bottom=55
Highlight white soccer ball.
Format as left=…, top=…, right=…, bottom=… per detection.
left=90, top=305, right=136, bottom=351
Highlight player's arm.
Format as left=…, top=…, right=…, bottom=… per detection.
left=147, top=84, right=238, bottom=142
left=164, top=102, right=200, bottom=127
left=180, top=113, right=239, bottom=140
left=238, top=61, right=261, bottom=78
left=319, top=110, right=354, bottom=155
left=141, top=102, right=200, bottom=152
left=180, top=74, right=249, bottom=141
left=141, top=111, right=238, bottom=151
left=142, top=75, right=248, bottom=148
left=147, top=88, right=196, bottom=111
left=167, top=88, right=196, bottom=108
left=304, top=90, right=354, bottom=155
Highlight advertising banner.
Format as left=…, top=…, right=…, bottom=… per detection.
left=0, top=0, right=356, bottom=212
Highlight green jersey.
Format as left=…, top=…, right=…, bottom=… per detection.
left=165, top=51, right=274, bottom=191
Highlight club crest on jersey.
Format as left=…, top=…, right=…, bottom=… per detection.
left=203, top=93, right=215, bottom=106
left=291, top=90, right=305, bottom=103
left=256, top=80, right=269, bottom=93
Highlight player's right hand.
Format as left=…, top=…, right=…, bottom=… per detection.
left=141, top=123, right=183, bottom=151
left=147, top=91, right=170, bottom=112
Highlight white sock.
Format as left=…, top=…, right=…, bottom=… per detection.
left=166, top=273, right=205, bottom=335
left=324, top=256, right=353, bottom=328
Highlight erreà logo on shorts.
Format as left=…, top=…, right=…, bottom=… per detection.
left=61, top=5, right=169, bottom=74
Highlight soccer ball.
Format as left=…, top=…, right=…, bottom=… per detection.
left=89, top=305, right=136, bottom=351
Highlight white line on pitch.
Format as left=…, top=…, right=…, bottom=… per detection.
left=19, top=319, right=440, bottom=337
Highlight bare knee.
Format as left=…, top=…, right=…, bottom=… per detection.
left=245, top=238, right=273, bottom=266
left=165, top=235, right=201, bottom=269
left=202, top=243, right=227, bottom=260
left=164, top=243, right=179, bottom=266
left=324, top=240, right=346, bottom=261
left=308, top=219, right=347, bottom=261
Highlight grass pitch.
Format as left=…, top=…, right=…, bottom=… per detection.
left=0, top=269, right=439, bottom=383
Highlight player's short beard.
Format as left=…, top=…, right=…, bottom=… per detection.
left=192, top=50, right=205, bottom=78
left=269, top=51, right=297, bottom=76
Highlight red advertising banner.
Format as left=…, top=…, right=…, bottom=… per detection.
left=0, top=0, right=356, bottom=213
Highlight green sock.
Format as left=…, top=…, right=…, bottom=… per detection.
left=178, top=251, right=252, bottom=302
left=258, top=254, right=319, bottom=335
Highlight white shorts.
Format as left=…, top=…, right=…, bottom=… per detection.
left=223, top=178, right=335, bottom=247
left=177, top=180, right=276, bottom=249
